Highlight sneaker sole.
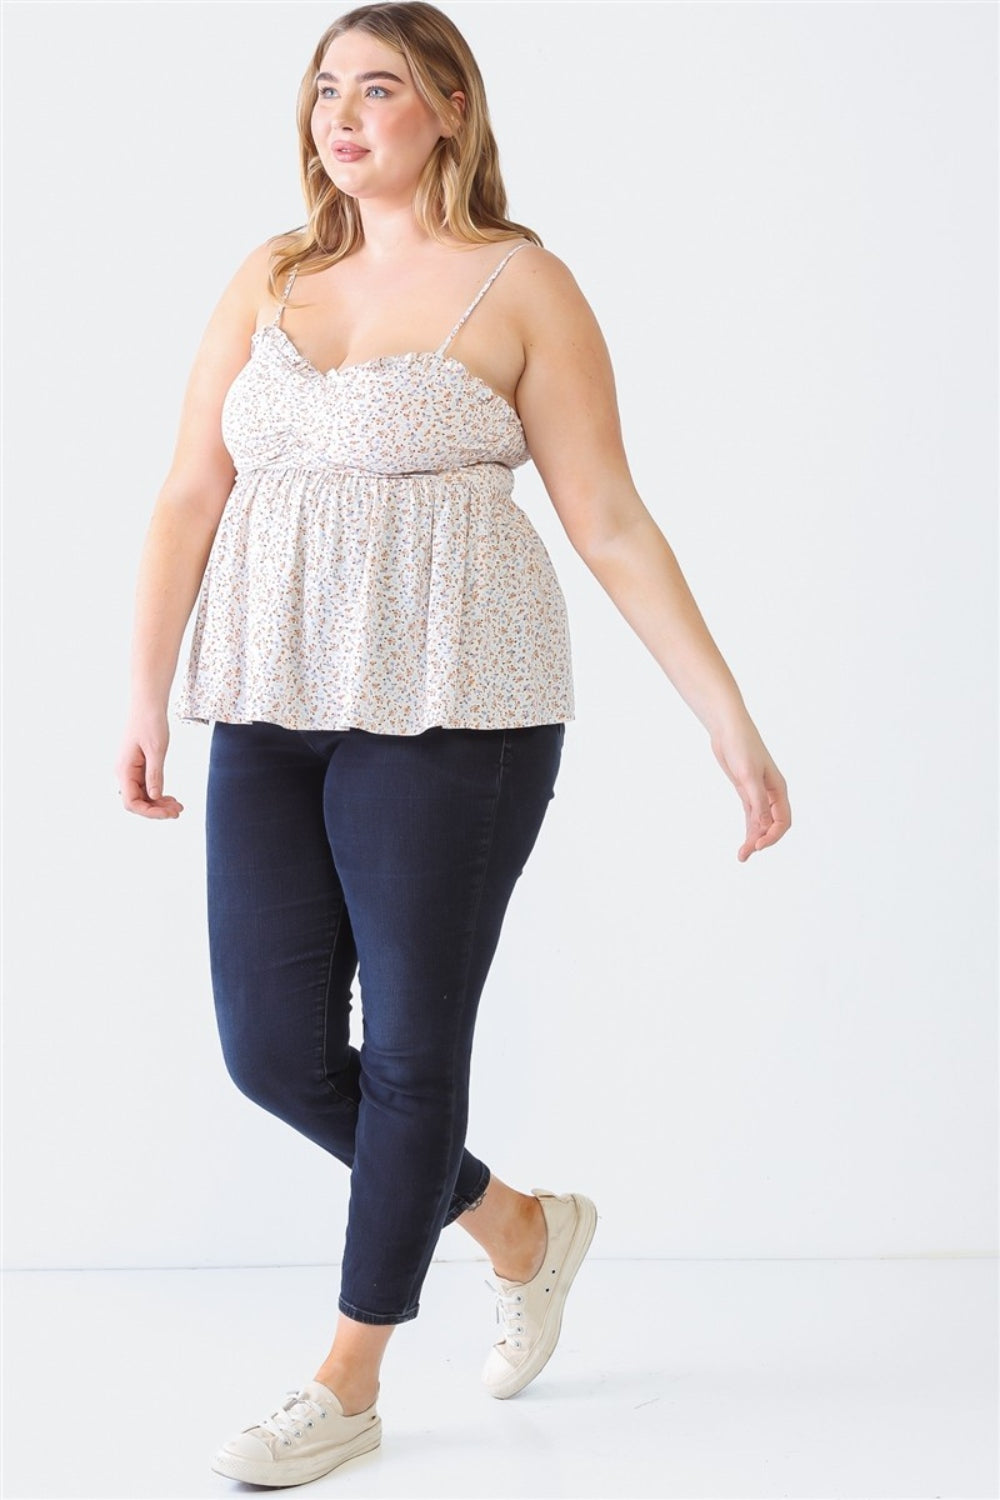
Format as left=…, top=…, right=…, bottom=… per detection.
left=210, top=1417, right=382, bottom=1487
left=486, top=1193, right=598, bottom=1400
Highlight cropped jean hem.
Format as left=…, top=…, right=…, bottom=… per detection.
left=338, top=1296, right=420, bottom=1327
left=442, top=1163, right=492, bottom=1227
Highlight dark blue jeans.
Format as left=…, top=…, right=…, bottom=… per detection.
left=205, top=718, right=565, bottom=1325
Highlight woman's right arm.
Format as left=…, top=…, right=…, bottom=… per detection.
left=115, top=239, right=275, bottom=819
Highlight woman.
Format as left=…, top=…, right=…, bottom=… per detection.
left=115, top=1, right=791, bottom=1487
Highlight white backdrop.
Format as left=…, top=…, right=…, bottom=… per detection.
left=2, top=2, right=995, bottom=1271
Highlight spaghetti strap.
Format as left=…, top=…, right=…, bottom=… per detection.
left=272, top=268, right=298, bottom=327
left=436, top=242, right=530, bottom=357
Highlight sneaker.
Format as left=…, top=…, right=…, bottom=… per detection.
left=210, top=1379, right=381, bottom=1487
left=482, top=1187, right=597, bottom=1399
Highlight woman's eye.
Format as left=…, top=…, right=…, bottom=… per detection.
left=316, top=85, right=390, bottom=100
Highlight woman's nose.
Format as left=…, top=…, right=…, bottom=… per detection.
left=330, top=98, right=360, bottom=129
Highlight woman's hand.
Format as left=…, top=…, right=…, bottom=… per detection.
left=709, top=716, right=791, bottom=861
left=115, top=709, right=184, bottom=819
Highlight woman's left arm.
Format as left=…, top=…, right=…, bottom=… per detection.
left=511, top=249, right=791, bottom=862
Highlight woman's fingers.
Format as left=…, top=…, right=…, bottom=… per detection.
left=736, top=762, right=791, bottom=861
left=123, top=789, right=185, bottom=819
left=711, top=721, right=791, bottom=861
left=146, top=757, right=163, bottom=802
left=119, top=767, right=184, bottom=818
left=115, top=732, right=184, bottom=819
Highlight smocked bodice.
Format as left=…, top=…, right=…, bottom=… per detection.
left=226, top=325, right=531, bottom=476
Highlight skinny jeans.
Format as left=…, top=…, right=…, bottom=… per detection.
left=205, top=718, right=565, bottom=1325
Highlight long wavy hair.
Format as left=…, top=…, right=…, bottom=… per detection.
left=265, top=1, right=542, bottom=297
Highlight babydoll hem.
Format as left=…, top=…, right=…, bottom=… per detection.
left=175, top=706, right=575, bottom=735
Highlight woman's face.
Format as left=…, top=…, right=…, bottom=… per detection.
left=310, top=30, right=462, bottom=204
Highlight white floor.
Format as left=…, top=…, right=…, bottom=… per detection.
left=2, top=1257, right=996, bottom=1500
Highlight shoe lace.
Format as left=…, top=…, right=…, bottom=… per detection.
left=257, top=1389, right=328, bottom=1446
left=485, top=1276, right=527, bottom=1350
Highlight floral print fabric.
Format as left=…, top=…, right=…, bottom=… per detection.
left=173, top=243, right=575, bottom=734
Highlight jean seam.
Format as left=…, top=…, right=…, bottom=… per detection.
left=319, top=897, right=358, bottom=1108
left=395, top=730, right=507, bottom=1313
left=298, top=728, right=334, bottom=762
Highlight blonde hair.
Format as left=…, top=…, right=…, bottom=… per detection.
left=266, top=1, right=542, bottom=297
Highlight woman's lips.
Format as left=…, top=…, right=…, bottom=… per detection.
left=333, top=146, right=369, bottom=160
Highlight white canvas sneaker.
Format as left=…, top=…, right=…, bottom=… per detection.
left=210, top=1379, right=381, bottom=1487
left=482, top=1187, right=598, bottom=1399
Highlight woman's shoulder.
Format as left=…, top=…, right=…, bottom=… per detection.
left=499, top=238, right=581, bottom=289
left=221, top=235, right=301, bottom=329
left=227, top=231, right=580, bottom=309
left=220, top=236, right=285, bottom=306
left=229, top=234, right=284, bottom=279
left=487, top=241, right=602, bottom=362
left=233, top=231, right=567, bottom=274
left=498, top=240, right=590, bottom=319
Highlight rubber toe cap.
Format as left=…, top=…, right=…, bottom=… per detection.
left=217, top=1431, right=273, bottom=1463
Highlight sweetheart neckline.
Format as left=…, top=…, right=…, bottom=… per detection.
left=254, top=324, right=526, bottom=430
